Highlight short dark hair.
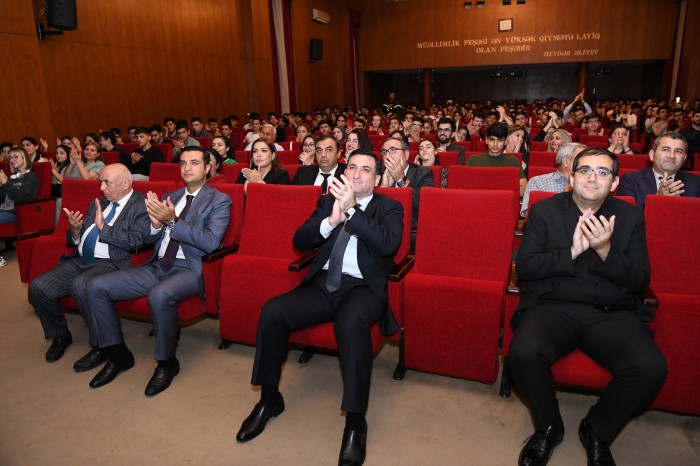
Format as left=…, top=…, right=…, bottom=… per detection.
left=176, top=121, right=189, bottom=132
left=208, top=117, right=218, bottom=124
left=486, top=122, right=508, bottom=140
left=134, top=126, right=149, bottom=136
left=191, top=117, right=203, bottom=123
left=100, top=131, right=116, bottom=145
left=584, top=113, right=601, bottom=122
left=109, top=128, right=121, bottom=137
left=572, top=147, right=619, bottom=177
left=437, top=117, right=456, bottom=132
left=316, top=134, right=340, bottom=152
left=347, top=149, right=382, bottom=176
left=164, top=117, right=176, bottom=125
left=653, top=132, right=688, bottom=154
left=148, top=124, right=163, bottom=134
left=180, top=145, right=210, bottom=165
left=127, top=125, right=137, bottom=132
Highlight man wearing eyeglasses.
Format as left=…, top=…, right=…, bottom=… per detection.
left=292, top=135, right=345, bottom=192
left=380, top=136, right=433, bottom=251
left=466, top=122, right=527, bottom=196
left=436, top=117, right=467, bottom=164
left=510, top=147, right=667, bottom=466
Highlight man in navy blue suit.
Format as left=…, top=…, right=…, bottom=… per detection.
left=84, top=147, right=231, bottom=396
left=617, top=133, right=700, bottom=209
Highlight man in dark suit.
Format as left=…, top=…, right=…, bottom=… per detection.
left=84, top=147, right=231, bottom=396
left=379, top=136, right=433, bottom=251
left=292, top=135, right=345, bottom=193
left=29, top=163, right=150, bottom=367
left=236, top=150, right=403, bottom=466
left=617, top=132, right=700, bottom=209
left=510, top=148, right=667, bottom=466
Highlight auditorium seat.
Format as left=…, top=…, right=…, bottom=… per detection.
left=528, top=151, right=557, bottom=168
left=579, top=134, right=609, bottom=146
left=617, top=153, right=652, bottom=170
left=646, top=196, right=700, bottom=415
left=531, top=141, right=548, bottom=151
left=218, top=184, right=321, bottom=348
left=401, top=189, right=515, bottom=382
left=194, top=137, right=212, bottom=148
left=283, top=164, right=301, bottom=181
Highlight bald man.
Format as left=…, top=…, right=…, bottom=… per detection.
left=29, top=163, right=152, bottom=369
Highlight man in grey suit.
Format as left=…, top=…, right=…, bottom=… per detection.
left=29, top=163, right=151, bottom=367
left=379, top=136, right=434, bottom=250
left=84, top=147, right=231, bottom=396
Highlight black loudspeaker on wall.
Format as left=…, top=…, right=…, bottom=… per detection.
left=309, top=39, right=323, bottom=62
left=48, top=0, right=78, bottom=30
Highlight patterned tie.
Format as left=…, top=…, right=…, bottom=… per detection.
left=82, top=202, right=119, bottom=265
left=325, top=225, right=352, bottom=293
left=160, top=195, right=194, bottom=272
left=320, top=173, right=331, bottom=194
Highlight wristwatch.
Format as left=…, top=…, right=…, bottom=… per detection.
left=167, top=216, right=178, bottom=230
left=396, top=177, right=407, bottom=188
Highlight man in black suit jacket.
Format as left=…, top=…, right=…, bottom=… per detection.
left=617, top=132, right=700, bottom=209
left=237, top=150, right=403, bottom=466
left=510, top=148, right=666, bottom=466
left=29, top=164, right=151, bottom=368
left=379, top=135, right=433, bottom=251
left=292, top=135, right=345, bottom=193
left=84, top=147, right=231, bottom=396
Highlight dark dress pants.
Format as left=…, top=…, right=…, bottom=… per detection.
left=29, top=256, right=120, bottom=346
left=86, top=259, right=199, bottom=360
left=509, top=302, right=667, bottom=445
left=251, top=271, right=384, bottom=413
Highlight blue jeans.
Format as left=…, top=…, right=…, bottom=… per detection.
left=0, top=211, right=17, bottom=224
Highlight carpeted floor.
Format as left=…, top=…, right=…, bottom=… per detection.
left=0, top=251, right=698, bottom=465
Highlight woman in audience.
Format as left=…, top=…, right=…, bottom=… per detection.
left=295, top=123, right=311, bottom=142
left=63, top=141, right=105, bottom=180
left=344, top=128, right=372, bottom=157
left=414, top=139, right=447, bottom=188
left=0, top=147, right=39, bottom=267
left=298, top=135, right=317, bottom=165
left=0, top=142, right=13, bottom=162
left=212, top=136, right=237, bottom=164
left=236, top=139, right=290, bottom=191
left=20, top=137, right=47, bottom=163
left=84, top=133, right=99, bottom=145
left=206, top=149, right=230, bottom=184
left=506, top=124, right=530, bottom=169
left=332, top=126, right=347, bottom=143
left=50, top=144, right=71, bottom=197
left=607, top=125, right=634, bottom=154
left=547, top=128, right=572, bottom=153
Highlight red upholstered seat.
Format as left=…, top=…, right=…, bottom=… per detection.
left=218, top=184, right=321, bottom=347
left=528, top=151, right=557, bottom=168
left=401, top=189, right=515, bottom=383
left=149, top=162, right=182, bottom=183
left=645, top=196, right=700, bottom=415
left=531, top=141, right=548, bottom=151
left=617, top=153, right=652, bottom=170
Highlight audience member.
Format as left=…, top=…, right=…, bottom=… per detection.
left=99, top=131, right=127, bottom=162
left=212, top=136, right=237, bottom=164
left=236, top=139, right=291, bottom=191
left=124, top=127, right=164, bottom=180
left=607, top=125, right=634, bottom=154
left=163, top=117, right=177, bottom=138
left=191, top=117, right=213, bottom=140
left=20, top=137, right=46, bottom=163
left=680, top=109, right=700, bottom=161
left=466, top=122, right=527, bottom=196
left=64, top=141, right=105, bottom=180
left=344, top=128, right=372, bottom=157
left=172, top=121, right=201, bottom=163
left=435, top=117, right=466, bottom=165
left=292, top=135, right=345, bottom=193
left=206, top=148, right=230, bottom=184
left=298, top=135, right=317, bottom=165
left=562, top=89, right=592, bottom=125
left=243, top=115, right=262, bottom=146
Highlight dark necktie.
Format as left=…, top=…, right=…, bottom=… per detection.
left=160, top=195, right=194, bottom=272
left=320, top=173, right=331, bottom=194
left=82, top=202, right=119, bottom=265
left=325, top=225, right=352, bottom=293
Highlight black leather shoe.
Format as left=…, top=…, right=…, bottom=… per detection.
left=236, top=395, right=285, bottom=442
left=579, top=419, right=616, bottom=466
left=45, top=332, right=73, bottom=362
left=144, top=364, right=180, bottom=397
left=89, top=353, right=135, bottom=388
left=518, top=425, right=564, bottom=466
left=73, top=347, right=108, bottom=372
left=338, top=419, right=367, bottom=466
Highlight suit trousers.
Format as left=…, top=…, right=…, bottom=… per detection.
left=251, top=271, right=383, bottom=413
left=86, top=259, right=199, bottom=360
left=508, top=302, right=667, bottom=444
left=29, top=256, right=120, bottom=345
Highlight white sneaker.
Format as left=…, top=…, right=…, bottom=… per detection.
left=0, top=256, right=6, bottom=267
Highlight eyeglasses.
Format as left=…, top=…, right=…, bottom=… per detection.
left=575, top=166, right=613, bottom=178
left=379, top=147, right=404, bottom=156
left=10, top=155, right=22, bottom=160
left=437, top=128, right=452, bottom=133
left=302, top=143, right=315, bottom=148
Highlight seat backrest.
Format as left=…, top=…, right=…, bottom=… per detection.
left=32, top=162, right=53, bottom=198
left=645, top=196, right=700, bottom=295
left=414, top=188, right=515, bottom=282
left=219, top=163, right=245, bottom=181
left=131, top=180, right=176, bottom=200
left=117, top=143, right=138, bottom=154
left=375, top=187, right=412, bottom=262
left=154, top=143, right=173, bottom=163
left=283, top=164, right=302, bottom=181
left=439, top=151, right=460, bottom=167
left=237, top=184, right=321, bottom=259
left=57, top=179, right=102, bottom=236
left=454, top=141, right=471, bottom=151
left=447, top=166, right=520, bottom=227
left=617, top=153, right=651, bottom=170
left=579, top=134, right=609, bottom=145
left=276, top=150, right=298, bottom=165
left=103, top=151, right=120, bottom=165
left=234, top=150, right=249, bottom=163
left=210, top=183, right=245, bottom=247
left=528, top=165, right=557, bottom=179
left=529, top=151, right=557, bottom=168
left=149, top=162, right=182, bottom=182
left=194, top=137, right=212, bottom=148
left=531, top=141, right=548, bottom=151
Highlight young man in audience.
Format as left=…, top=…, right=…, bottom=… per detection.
left=520, top=143, right=586, bottom=217
left=617, top=132, right=700, bottom=209
left=650, top=106, right=670, bottom=137
left=127, top=126, right=138, bottom=143
left=563, top=89, right=592, bottom=127
left=84, top=146, right=231, bottom=396
left=163, top=117, right=178, bottom=138
left=292, top=135, right=345, bottom=192
left=172, top=121, right=201, bottom=163
left=29, top=163, right=150, bottom=367
left=680, top=109, right=700, bottom=163
left=583, top=113, right=605, bottom=136
left=511, top=147, right=666, bottom=466
left=243, top=115, right=262, bottom=146
left=436, top=117, right=467, bottom=164
left=317, top=119, right=332, bottom=137
left=149, top=125, right=164, bottom=145
left=99, top=131, right=127, bottom=163
left=236, top=150, right=402, bottom=466
left=125, top=127, right=164, bottom=180
left=466, top=111, right=485, bottom=140
left=379, top=136, right=434, bottom=250
left=466, top=122, right=527, bottom=196
left=191, top=117, right=214, bottom=141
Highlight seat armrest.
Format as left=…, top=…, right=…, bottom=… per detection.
left=289, top=250, right=317, bottom=272
left=202, top=243, right=239, bottom=263
left=129, top=243, right=156, bottom=254
left=388, top=255, right=415, bottom=282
